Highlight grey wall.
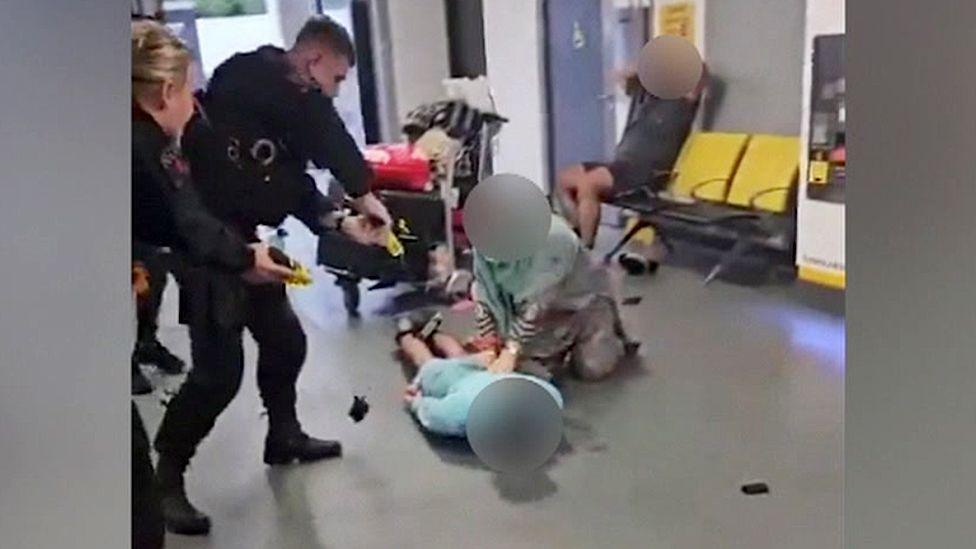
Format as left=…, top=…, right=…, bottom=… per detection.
left=704, top=0, right=805, bottom=135
left=277, top=0, right=314, bottom=46
left=363, top=0, right=451, bottom=141
left=1, top=2, right=129, bottom=546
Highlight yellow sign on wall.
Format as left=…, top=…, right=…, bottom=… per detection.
left=658, top=2, right=696, bottom=43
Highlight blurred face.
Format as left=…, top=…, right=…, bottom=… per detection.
left=684, top=67, right=708, bottom=100
left=306, top=46, right=350, bottom=98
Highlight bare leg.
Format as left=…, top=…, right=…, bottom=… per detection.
left=558, top=165, right=614, bottom=249
left=431, top=332, right=466, bottom=358
left=399, top=333, right=436, bottom=369
left=556, top=165, right=585, bottom=227
left=576, top=187, right=602, bottom=249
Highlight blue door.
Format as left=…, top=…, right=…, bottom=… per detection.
left=545, top=0, right=612, bottom=182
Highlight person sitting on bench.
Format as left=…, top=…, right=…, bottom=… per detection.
left=556, top=66, right=708, bottom=250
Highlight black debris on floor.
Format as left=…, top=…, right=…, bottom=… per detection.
left=741, top=482, right=770, bottom=496
left=349, top=395, right=370, bottom=423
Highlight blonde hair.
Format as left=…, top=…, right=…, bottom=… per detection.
left=131, top=19, right=191, bottom=102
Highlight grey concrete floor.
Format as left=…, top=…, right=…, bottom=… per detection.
left=135, top=236, right=844, bottom=549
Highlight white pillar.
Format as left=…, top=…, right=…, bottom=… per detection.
left=482, top=0, right=549, bottom=190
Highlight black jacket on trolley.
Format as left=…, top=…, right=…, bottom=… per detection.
left=132, top=109, right=255, bottom=329
left=183, top=45, right=372, bottom=242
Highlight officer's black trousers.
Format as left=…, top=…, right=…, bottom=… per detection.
left=154, top=284, right=306, bottom=465
left=133, top=402, right=165, bottom=549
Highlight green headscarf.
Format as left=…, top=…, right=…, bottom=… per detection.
left=473, top=214, right=581, bottom=337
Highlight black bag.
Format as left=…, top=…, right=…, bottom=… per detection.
left=316, top=189, right=447, bottom=283
left=378, top=190, right=446, bottom=244
left=317, top=231, right=408, bottom=281
left=381, top=190, right=448, bottom=280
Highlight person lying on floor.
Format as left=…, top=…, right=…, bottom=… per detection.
left=473, top=213, right=637, bottom=382
left=396, top=323, right=563, bottom=438
left=556, top=65, right=708, bottom=250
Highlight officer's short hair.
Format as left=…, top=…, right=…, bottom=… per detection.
left=295, top=15, right=356, bottom=67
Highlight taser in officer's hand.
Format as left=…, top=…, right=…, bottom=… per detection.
left=386, top=231, right=404, bottom=258
left=268, top=247, right=314, bottom=286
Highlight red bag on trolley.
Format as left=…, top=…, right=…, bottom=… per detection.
left=363, top=143, right=432, bottom=192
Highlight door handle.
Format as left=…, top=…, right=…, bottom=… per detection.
left=598, top=93, right=614, bottom=101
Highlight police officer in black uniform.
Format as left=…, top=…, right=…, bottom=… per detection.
left=131, top=247, right=186, bottom=393
left=152, top=15, right=391, bottom=536
left=132, top=19, right=298, bottom=540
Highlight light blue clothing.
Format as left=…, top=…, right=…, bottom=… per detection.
left=472, top=214, right=626, bottom=380
left=473, top=214, right=581, bottom=339
left=409, top=357, right=564, bottom=438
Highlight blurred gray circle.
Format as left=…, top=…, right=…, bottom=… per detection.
left=637, top=35, right=703, bottom=99
left=467, top=377, right=563, bottom=475
left=463, top=174, right=552, bottom=261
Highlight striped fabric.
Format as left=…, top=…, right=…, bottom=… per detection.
left=511, top=301, right=541, bottom=346
left=402, top=100, right=486, bottom=179
left=475, top=301, right=496, bottom=338
left=475, top=300, right=541, bottom=349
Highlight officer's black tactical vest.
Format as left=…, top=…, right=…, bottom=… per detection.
left=184, top=91, right=310, bottom=237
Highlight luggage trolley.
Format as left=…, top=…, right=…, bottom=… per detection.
left=317, top=79, right=507, bottom=316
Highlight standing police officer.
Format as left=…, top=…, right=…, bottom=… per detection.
left=153, top=15, right=390, bottom=536
left=131, top=19, right=295, bottom=545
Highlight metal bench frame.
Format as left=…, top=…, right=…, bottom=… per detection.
left=606, top=175, right=797, bottom=285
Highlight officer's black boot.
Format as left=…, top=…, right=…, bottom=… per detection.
left=132, top=356, right=153, bottom=396
left=155, top=454, right=211, bottom=536
left=263, top=421, right=342, bottom=466
left=135, top=337, right=186, bottom=375
left=260, top=368, right=343, bottom=464
left=263, top=429, right=343, bottom=465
